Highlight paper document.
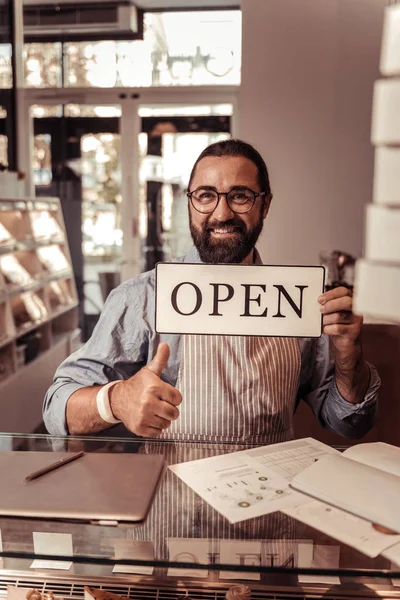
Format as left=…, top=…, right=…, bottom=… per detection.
left=342, top=442, right=400, bottom=477
left=290, top=443, right=400, bottom=534
left=113, top=540, right=154, bottom=576
left=30, top=560, right=72, bottom=570
left=168, top=439, right=331, bottom=524
left=246, top=437, right=340, bottom=480
left=33, top=532, right=73, bottom=557
left=219, top=541, right=261, bottom=580
left=284, top=500, right=400, bottom=558
left=167, top=539, right=209, bottom=578
left=298, top=544, right=340, bottom=585
left=31, top=532, right=73, bottom=571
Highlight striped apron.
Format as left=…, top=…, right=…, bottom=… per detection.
left=133, top=335, right=302, bottom=562
left=163, top=333, right=301, bottom=445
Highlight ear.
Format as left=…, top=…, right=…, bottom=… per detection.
left=262, top=193, right=273, bottom=219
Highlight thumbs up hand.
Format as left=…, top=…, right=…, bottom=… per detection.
left=109, top=343, right=182, bottom=437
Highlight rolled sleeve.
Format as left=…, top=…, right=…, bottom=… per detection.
left=298, top=336, right=380, bottom=439
left=324, top=362, right=380, bottom=419
left=43, top=382, right=85, bottom=436
left=43, top=280, right=150, bottom=435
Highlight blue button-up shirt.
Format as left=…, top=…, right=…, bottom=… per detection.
left=43, top=247, right=380, bottom=438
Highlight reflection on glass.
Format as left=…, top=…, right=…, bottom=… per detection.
left=0, top=255, right=33, bottom=286
left=139, top=104, right=233, bottom=118
left=64, top=11, right=241, bottom=88
left=0, top=44, right=12, bottom=89
left=23, top=43, right=62, bottom=88
left=33, top=134, right=52, bottom=186
left=37, top=245, right=69, bottom=273
left=139, top=131, right=230, bottom=261
left=64, top=104, right=121, bottom=118
left=30, top=105, right=63, bottom=118
left=81, top=133, right=122, bottom=258
left=0, top=134, right=8, bottom=167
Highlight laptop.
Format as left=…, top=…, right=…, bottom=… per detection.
left=0, top=451, right=165, bottom=525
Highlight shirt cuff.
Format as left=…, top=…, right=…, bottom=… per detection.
left=328, top=362, right=380, bottom=419
left=44, top=382, right=86, bottom=436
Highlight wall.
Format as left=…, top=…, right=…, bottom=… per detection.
left=239, top=0, right=386, bottom=265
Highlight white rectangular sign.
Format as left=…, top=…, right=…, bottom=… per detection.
left=155, top=263, right=324, bottom=338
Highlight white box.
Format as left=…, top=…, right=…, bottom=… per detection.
left=365, top=204, right=400, bottom=263
left=371, top=79, right=400, bottom=145
left=354, top=259, right=400, bottom=322
left=380, top=4, right=400, bottom=77
left=374, top=146, right=400, bottom=206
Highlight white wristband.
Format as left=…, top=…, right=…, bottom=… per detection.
left=96, top=381, right=121, bottom=424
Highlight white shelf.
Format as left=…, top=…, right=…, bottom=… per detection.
left=0, top=196, right=80, bottom=432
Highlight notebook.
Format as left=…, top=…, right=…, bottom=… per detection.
left=0, top=451, right=165, bottom=525
left=290, top=442, right=400, bottom=533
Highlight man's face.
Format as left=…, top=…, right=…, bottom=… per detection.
left=189, top=156, right=270, bottom=264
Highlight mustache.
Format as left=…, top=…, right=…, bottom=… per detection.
left=205, top=219, right=245, bottom=231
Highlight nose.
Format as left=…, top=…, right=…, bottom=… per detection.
left=212, top=193, right=235, bottom=221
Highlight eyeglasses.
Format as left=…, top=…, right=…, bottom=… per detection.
left=187, top=187, right=267, bottom=214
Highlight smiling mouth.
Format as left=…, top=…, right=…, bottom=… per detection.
left=208, top=226, right=242, bottom=235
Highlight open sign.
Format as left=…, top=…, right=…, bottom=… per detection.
left=155, top=263, right=325, bottom=338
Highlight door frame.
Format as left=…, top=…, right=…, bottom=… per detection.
left=22, top=86, right=238, bottom=279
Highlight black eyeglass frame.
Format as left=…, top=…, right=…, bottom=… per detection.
left=187, top=187, right=267, bottom=214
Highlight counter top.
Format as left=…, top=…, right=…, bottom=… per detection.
left=0, top=433, right=399, bottom=596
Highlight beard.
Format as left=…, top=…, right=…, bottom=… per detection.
left=189, top=209, right=264, bottom=264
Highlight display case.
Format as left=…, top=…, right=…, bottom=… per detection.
left=0, top=434, right=399, bottom=600
left=0, top=198, right=80, bottom=433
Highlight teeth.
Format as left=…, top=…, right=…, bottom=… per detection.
left=213, top=227, right=236, bottom=233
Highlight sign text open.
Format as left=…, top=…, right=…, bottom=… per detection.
left=155, top=263, right=325, bottom=338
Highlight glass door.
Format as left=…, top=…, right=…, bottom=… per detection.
left=30, top=102, right=232, bottom=337
left=32, top=104, right=122, bottom=338
left=138, top=104, right=232, bottom=271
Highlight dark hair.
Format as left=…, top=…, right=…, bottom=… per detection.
left=188, top=138, right=271, bottom=195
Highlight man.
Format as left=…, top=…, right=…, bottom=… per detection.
left=44, top=139, right=380, bottom=441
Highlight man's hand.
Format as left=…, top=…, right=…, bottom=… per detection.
left=318, top=287, right=369, bottom=404
left=318, top=286, right=363, bottom=353
left=109, top=342, right=182, bottom=437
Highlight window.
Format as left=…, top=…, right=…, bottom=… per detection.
left=23, top=11, right=241, bottom=89
left=24, top=43, right=62, bottom=88
left=81, top=133, right=122, bottom=258
left=0, top=135, right=7, bottom=167
left=33, top=134, right=52, bottom=186
left=0, top=44, right=12, bottom=89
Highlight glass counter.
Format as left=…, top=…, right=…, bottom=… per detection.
left=0, top=433, right=399, bottom=600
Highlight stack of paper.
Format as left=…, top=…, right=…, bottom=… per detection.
left=170, top=438, right=400, bottom=563
left=354, top=3, right=400, bottom=322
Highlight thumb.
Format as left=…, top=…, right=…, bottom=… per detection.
left=147, top=343, right=170, bottom=377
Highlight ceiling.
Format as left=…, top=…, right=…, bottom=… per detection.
left=135, top=0, right=240, bottom=8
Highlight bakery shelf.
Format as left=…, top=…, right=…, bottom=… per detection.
left=0, top=342, right=16, bottom=383
left=0, top=196, right=79, bottom=432
left=45, top=278, right=76, bottom=315
left=37, top=244, right=71, bottom=276
left=0, top=207, right=33, bottom=243
left=11, top=290, right=49, bottom=336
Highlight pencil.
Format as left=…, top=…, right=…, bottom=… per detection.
left=25, top=451, right=85, bottom=482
